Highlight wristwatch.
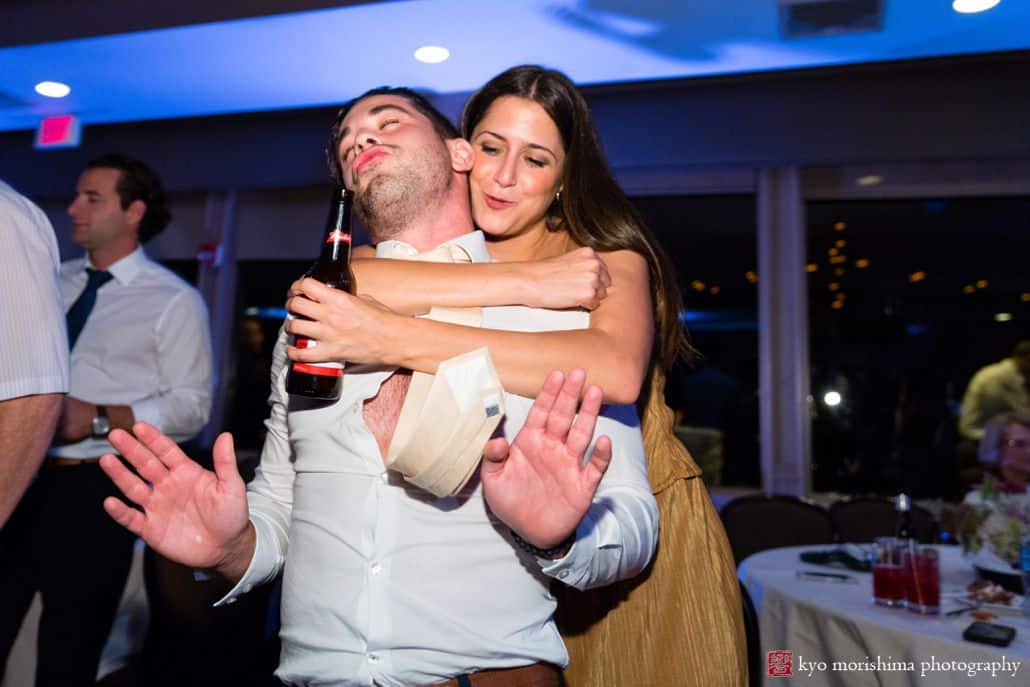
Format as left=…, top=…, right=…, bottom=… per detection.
left=91, top=405, right=111, bottom=437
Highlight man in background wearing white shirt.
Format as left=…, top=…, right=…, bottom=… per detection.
left=0, top=179, right=68, bottom=526
left=0, top=155, right=213, bottom=687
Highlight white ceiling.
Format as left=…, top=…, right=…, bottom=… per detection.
left=1, top=0, right=1027, bottom=132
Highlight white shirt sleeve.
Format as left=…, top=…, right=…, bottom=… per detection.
left=217, top=328, right=296, bottom=605
left=0, top=185, right=69, bottom=401
left=539, top=403, right=659, bottom=590
left=130, top=289, right=213, bottom=440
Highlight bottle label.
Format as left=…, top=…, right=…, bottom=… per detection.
left=326, top=230, right=351, bottom=245
left=292, top=336, right=343, bottom=376
left=292, top=361, right=343, bottom=377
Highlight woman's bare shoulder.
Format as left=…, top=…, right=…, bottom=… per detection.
left=597, top=248, right=648, bottom=275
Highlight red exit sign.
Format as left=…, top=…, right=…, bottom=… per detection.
left=35, top=115, right=81, bottom=149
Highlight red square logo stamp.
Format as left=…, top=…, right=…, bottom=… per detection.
left=767, top=650, right=794, bottom=678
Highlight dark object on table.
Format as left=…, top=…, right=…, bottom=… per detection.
left=963, top=621, right=1016, bottom=647
left=829, top=497, right=939, bottom=544
left=799, top=548, right=871, bottom=573
left=721, top=494, right=834, bottom=565
left=972, top=565, right=1026, bottom=595
left=796, top=570, right=855, bottom=583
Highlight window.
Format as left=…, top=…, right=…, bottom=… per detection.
left=634, top=194, right=760, bottom=486
left=806, top=196, right=1030, bottom=498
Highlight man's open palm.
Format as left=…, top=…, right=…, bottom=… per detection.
left=101, top=423, right=250, bottom=570
left=481, top=369, right=612, bottom=550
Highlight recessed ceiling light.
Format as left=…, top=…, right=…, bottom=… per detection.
left=856, top=174, right=883, bottom=187
left=994, top=312, right=1013, bottom=322
left=952, top=0, right=1001, bottom=14
left=34, top=81, right=71, bottom=98
left=414, top=46, right=450, bottom=64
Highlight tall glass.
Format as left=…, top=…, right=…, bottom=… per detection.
left=870, top=536, right=908, bottom=607
left=904, top=543, right=940, bottom=614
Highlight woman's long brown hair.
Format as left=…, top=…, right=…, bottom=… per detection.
left=462, top=65, right=695, bottom=371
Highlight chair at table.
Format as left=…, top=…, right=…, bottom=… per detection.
left=721, top=494, right=834, bottom=566
left=829, top=497, right=938, bottom=544
left=739, top=581, right=762, bottom=687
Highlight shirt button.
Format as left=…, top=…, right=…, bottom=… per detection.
left=558, top=570, right=569, bottom=580
left=370, top=561, right=382, bottom=575
left=368, top=653, right=379, bottom=664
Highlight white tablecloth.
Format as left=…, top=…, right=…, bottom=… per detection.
left=739, top=545, right=1029, bottom=686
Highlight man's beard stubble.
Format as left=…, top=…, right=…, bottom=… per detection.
left=354, top=147, right=453, bottom=243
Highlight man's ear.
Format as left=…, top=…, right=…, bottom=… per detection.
left=126, top=199, right=146, bottom=228
left=448, top=138, right=475, bottom=173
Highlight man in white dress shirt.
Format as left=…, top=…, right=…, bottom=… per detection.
left=0, top=179, right=68, bottom=526
left=99, top=91, right=656, bottom=687
left=0, top=155, right=213, bottom=686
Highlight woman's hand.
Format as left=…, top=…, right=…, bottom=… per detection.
left=521, top=247, right=611, bottom=310
left=285, top=278, right=404, bottom=367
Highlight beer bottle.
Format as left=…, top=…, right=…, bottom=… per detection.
left=894, top=493, right=912, bottom=540
left=285, top=187, right=354, bottom=400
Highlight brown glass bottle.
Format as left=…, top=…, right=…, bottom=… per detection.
left=285, top=187, right=354, bottom=400
left=894, top=493, right=912, bottom=539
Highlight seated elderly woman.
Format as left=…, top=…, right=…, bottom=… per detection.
left=982, top=411, right=1030, bottom=489
left=964, top=411, right=1030, bottom=503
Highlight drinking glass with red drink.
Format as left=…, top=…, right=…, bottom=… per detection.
left=870, top=536, right=908, bottom=607
left=903, top=543, right=940, bottom=614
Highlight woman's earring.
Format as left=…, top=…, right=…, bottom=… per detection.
left=555, top=189, right=562, bottom=203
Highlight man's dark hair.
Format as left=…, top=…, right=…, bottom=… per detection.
left=85, top=154, right=171, bottom=243
left=327, top=86, right=459, bottom=185
left=1014, top=340, right=1030, bottom=358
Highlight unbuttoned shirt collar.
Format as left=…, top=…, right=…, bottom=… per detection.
left=375, top=230, right=490, bottom=264
left=85, top=245, right=146, bottom=285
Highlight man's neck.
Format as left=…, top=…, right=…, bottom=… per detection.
left=370, top=181, right=475, bottom=252
left=87, top=241, right=137, bottom=271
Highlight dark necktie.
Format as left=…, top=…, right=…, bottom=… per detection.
left=66, top=268, right=113, bottom=350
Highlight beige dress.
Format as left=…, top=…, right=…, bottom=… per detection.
left=556, top=367, right=747, bottom=686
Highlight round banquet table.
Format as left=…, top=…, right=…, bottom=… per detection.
left=738, top=545, right=1030, bottom=686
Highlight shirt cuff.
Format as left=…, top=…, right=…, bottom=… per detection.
left=538, top=509, right=618, bottom=588
left=130, top=397, right=163, bottom=431
left=213, top=515, right=282, bottom=606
